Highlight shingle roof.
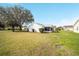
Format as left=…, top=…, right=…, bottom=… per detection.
left=74, top=19, right=79, bottom=26
left=64, top=25, right=73, bottom=28
left=22, top=22, right=44, bottom=28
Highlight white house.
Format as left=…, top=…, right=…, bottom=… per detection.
left=22, top=22, right=55, bottom=33
left=74, top=20, right=79, bottom=33
left=63, top=25, right=73, bottom=31
left=22, top=22, right=44, bottom=32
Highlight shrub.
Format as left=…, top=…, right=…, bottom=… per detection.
left=55, top=28, right=60, bottom=33
left=39, top=28, right=44, bottom=33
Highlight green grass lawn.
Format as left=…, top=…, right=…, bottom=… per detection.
left=0, top=30, right=79, bottom=56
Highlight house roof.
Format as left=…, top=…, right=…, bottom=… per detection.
left=22, top=22, right=55, bottom=28
left=43, top=24, right=53, bottom=27
left=22, top=22, right=44, bottom=28
left=74, top=19, right=79, bottom=26
left=63, top=25, right=73, bottom=28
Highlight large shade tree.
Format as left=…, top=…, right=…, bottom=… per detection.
left=6, top=6, right=34, bottom=32
left=0, top=7, right=7, bottom=30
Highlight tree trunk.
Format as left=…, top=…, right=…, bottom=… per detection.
left=19, top=26, right=22, bottom=31
left=12, top=26, right=15, bottom=32
left=3, top=26, right=5, bottom=30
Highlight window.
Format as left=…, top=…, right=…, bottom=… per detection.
left=44, top=27, right=52, bottom=31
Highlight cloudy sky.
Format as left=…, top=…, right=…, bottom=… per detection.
left=0, top=3, right=79, bottom=26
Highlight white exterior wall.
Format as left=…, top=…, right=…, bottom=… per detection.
left=22, top=23, right=28, bottom=31
left=22, top=22, right=53, bottom=33
left=63, top=27, right=73, bottom=31
left=28, top=23, right=44, bottom=32
left=74, top=22, right=79, bottom=33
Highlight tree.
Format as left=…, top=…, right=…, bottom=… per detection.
left=39, top=28, right=44, bottom=33
left=6, top=6, right=34, bottom=32
left=0, top=7, right=6, bottom=30
left=55, top=27, right=63, bottom=33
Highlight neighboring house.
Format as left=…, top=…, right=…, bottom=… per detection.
left=63, top=25, right=73, bottom=31
left=22, top=22, right=29, bottom=31
left=74, top=20, right=79, bottom=33
left=22, top=22, right=55, bottom=33
left=44, top=25, right=56, bottom=32
left=22, top=22, right=44, bottom=32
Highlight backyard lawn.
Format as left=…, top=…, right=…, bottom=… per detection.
left=0, top=30, right=79, bottom=56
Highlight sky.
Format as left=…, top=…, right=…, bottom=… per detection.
left=0, top=3, right=79, bottom=26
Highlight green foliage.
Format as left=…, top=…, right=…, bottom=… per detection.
left=55, top=27, right=63, bottom=33
left=55, top=28, right=60, bottom=33
left=0, top=6, right=34, bottom=31
left=39, top=28, right=44, bottom=33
